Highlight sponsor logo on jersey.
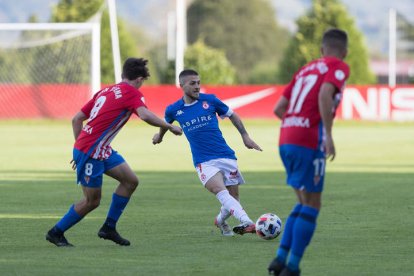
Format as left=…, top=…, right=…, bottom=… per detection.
left=82, top=124, right=93, bottom=134
left=281, top=116, right=310, bottom=128
left=181, top=115, right=213, bottom=131
left=176, top=110, right=184, bottom=116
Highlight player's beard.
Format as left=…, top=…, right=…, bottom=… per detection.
left=187, top=90, right=200, bottom=101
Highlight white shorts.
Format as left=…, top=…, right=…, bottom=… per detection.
left=195, top=158, right=245, bottom=186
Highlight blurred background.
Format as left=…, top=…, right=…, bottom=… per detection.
left=0, top=0, right=413, bottom=120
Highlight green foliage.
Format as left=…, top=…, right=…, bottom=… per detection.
left=248, top=62, right=279, bottom=84
left=99, top=11, right=138, bottom=84
left=279, top=0, right=376, bottom=84
left=184, top=40, right=236, bottom=85
left=50, top=0, right=142, bottom=85
left=187, top=0, right=289, bottom=84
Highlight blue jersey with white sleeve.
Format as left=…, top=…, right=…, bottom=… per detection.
left=165, top=93, right=236, bottom=166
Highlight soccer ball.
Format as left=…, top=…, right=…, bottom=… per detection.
left=255, top=213, right=282, bottom=240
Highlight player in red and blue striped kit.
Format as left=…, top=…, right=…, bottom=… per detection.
left=268, top=29, right=350, bottom=276
left=46, top=58, right=182, bottom=247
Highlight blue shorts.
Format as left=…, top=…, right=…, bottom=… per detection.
left=73, top=148, right=125, bottom=188
left=279, top=144, right=326, bottom=193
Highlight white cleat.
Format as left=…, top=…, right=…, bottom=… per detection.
left=214, top=217, right=234, bottom=237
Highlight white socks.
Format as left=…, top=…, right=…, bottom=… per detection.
left=216, top=206, right=231, bottom=225
left=215, top=189, right=253, bottom=224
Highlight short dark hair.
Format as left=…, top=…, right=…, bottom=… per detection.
left=179, top=69, right=199, bottom=85
left=322, top=28, right=348, bottom=51
left=121, top=57, right=150, bottom=80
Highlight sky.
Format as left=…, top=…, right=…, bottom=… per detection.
left=0, top=0, right=413, bottom=56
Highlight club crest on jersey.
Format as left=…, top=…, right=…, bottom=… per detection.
left=202, top=101, right=209, bottom=109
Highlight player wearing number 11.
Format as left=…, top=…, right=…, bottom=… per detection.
left=46, top=58, right=182, bottom=247
left=268, top=28, right=350, bottom=276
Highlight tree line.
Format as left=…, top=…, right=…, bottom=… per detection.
left=0, top=0, right=377, bottom=85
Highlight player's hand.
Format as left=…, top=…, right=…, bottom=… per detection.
left=70, top=159, right=77, bottom=170
left=169, top=125, right=183, bottom=136
left=152, top=133, right=163, bottom=145
left=325, top=136, right=336, bottom=161
left=242, top=135, right=263, bottom=151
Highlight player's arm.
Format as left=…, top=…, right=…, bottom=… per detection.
left=319, top=82, right=337, bottom=161
left=136, top=106, right=182, bottom=136
left=152, top=126, right=169, bottom=145
left=273, top=96, right=289, bottom=119
left=229, top=112, right=262, bottom=151
left=72, top=111, right=88, bottom=140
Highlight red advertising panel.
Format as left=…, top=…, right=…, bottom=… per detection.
left=142, top=85, right=285, bottom=118
left=0, top=84, right=413, bottom=121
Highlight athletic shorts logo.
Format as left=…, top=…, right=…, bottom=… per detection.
left=84, top=176, right=90, bottom=183
left=229, top=170, right=238, bottom=179
left=202, top=101, right=209, bottom=109
left=200, top=173, right=206, bottom=181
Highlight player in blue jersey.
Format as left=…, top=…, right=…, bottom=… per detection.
left=152, top=69, right=262, bottom=236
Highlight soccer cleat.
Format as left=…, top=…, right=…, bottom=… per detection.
left=98, top=225, right=130, bottom=246
left=232, top=222, right=256, bottom=235
left=268, top=258, right=285, bottom=275
left=46, top=229, right=73, bottom=247
left=214, top=217, right=234, bottom=237
left=279, top=267, right=301, bottom=276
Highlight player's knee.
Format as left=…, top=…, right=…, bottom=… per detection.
left=83, top=197, right=100, bottom=211
left=124, top=176, right=139, bottom=192
left=131, top=177, right=139, bottom=190
left=305, top=199, right=321, bottom=210
left=90, top=198, right=101, bottom=209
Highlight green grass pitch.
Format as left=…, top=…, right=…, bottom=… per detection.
left=0, top=119, right=413, bottom=275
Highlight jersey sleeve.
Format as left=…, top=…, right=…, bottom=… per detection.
left=323, top=61, right=350, bottom=91
left=164, top=105, right=175, bottom=123
left=211, top=95, right=232, bottom=118
left=129, top=89, right=147, bottom=116
left=80, top=97, right=96, bottom=117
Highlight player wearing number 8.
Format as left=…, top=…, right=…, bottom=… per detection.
left=45, top=58, right=182, bottom=247
left=268, top=29, right=350, bottom=276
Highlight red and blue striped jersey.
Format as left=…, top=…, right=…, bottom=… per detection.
left=279, top=56, right=350, bottom=150
left=74, top=82, right=146, bottom=159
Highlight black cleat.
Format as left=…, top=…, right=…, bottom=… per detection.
left=98, top=225, right=130, bottom=246
left=268, top=258, right=285, bottom=275
left=46, top=229, right=73, bottom=247
left=232, top=222, right=256, bottom=235
left=280, top=267, right=301, bottom=276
